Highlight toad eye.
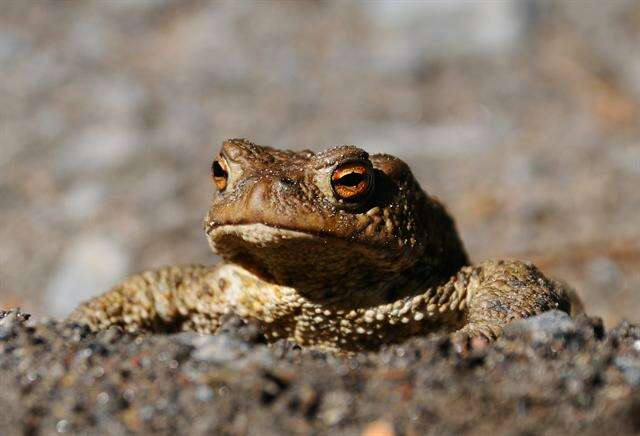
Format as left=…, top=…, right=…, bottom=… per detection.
left=331, top=162, right=373, bottom=201
left=211, top=155, right=229, bottom=192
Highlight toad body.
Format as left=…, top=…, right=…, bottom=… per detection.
left=70, top=139, right=578, bottom=352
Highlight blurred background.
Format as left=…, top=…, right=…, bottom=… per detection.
left=1, top=1, right=639, bottom=327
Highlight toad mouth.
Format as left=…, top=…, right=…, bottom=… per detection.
left=206, top=223, right=316, bottom=245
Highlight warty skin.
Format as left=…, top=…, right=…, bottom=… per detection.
left=69, top=139, right=577, bottom=353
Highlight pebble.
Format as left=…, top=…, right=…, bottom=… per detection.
left=614, top=356, right=640, bottom=387
left=195, top=385, right=214, bottom=402
left=362, top=420, right=396, bottom=436
left=0, top=309, right=29, bottom=340
left=44, top=234, right=130, bottom=317
left=319, top=391, right=351, bottom=426
left=503, top=310, right=576, bottom=343
left=177, top=332, right=249, bottom=364
left=61, top=183, right=105, bottom=222
left=56, top=419, right=69, bottom=433
left=59, top=126, right=139, bottom=173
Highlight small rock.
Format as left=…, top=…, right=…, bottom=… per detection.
left=61, top=182, right=105, bottom=222
left=0, top=309, right=30, bottom=339
left=60, top=126, right=139, bottom=173
left=176, top=332, right=249, bottom=364
left=195, top=385, right=214, bottom=402
left=319, top=391, right=351, bottom=426
left=56, top=419, right=70, bottom=433
left=0, top=308, right=30, bottom=323
left=44, top=234, right=130, bottom=317
left=503, top=310, right=576, bottom=343
left=615, top=356, right=640, bottom=387
left=362, top=420, right=396, bottom=436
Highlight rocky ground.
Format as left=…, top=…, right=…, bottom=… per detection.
left=1, top=309, right=640, bottom=435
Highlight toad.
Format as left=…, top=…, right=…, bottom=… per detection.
left=69, top=139, right=579, bottom=352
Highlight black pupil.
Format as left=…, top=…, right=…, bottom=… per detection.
left=337, top=172, right=364, bottom=187
left=212, top=161, right=227, bottom=178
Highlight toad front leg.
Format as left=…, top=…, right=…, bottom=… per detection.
left=68, top=265, right=229, bottom=334
left=453, top=260, right=575, bottom=340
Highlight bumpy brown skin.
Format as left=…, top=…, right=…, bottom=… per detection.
left=69, top=139, right=575, bottom=353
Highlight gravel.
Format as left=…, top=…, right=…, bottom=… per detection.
left=1, top=308, right=639, bottom=435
